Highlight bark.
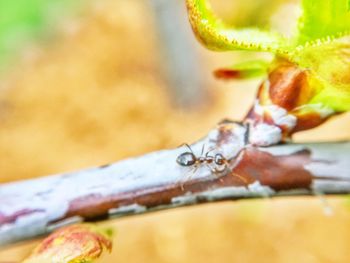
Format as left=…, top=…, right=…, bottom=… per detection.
left=0, top=121, right=349, bottom=246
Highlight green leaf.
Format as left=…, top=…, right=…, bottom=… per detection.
left=296, top=0, right=350, bottom=45
left=186, top=0, right=350, bottom=113
left=0, top=0, right=84, bottom=67
left=292, top=36, right=350, bottom=112
left=186, top=0, right=288, bottom=53
left=290, top=0, right=350, bottom=112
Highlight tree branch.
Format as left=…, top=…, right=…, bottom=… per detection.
left=0, top=121, right=349, bottom=246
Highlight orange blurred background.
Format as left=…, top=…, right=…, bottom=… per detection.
left=0, top=0, right=350, bottom=262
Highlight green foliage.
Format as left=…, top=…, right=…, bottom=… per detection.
left=186, top=0, right=289, bottom=53
left=296, top=0, right=350, bottom=45
left=186, top=0, right=350, bottom=112
left=0, top=0, right=82, bottom=67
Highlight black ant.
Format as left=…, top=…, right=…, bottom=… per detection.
left=176, top=144, right=228, bottom=174
left=176, top=142, right=248, bottom=190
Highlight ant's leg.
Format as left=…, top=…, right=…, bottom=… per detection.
left=223, top=159, right=249, bottom=186
left=231, top=172, right=249, bottom=186
left=207, top=162, right=227, bottom=183
left=186, top=165, right=200, bottom=183
left=205, top=163, right=216, bottom=174
left=191, top=165, right=199, bottom=176
left=211, top=166, right=225, bottom=183
left=180, top=165, right=199, bottom=190
left=178, top=143, right=195, bottom=155
left=218, top=161, right=249, bottom=186
left=185, top=143, right=195, bottom=155
left=179, top=168, right=192, bottom=191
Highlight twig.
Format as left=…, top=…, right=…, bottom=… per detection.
left=0, top=121, right=349, bottom=246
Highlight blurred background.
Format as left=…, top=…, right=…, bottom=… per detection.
left=0, top=0, right=349, bottom=262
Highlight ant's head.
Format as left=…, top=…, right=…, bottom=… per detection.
left=214, top=153, right=225, bottom=166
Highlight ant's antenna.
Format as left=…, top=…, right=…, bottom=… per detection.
left=200, top=144, right=206, bottom=156
left=205, top=147, right=215, bottom=157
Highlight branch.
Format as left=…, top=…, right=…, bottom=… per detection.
left=1, top=121, right=349, bottom=246
left=149, top=0, right=206, bottom=107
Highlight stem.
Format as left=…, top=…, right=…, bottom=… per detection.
left=149, top=0, right=206, bottom=107
left=1, top=121, right=349, bottom=246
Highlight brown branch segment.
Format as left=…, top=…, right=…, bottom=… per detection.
left=0, top=122, right=349, bottom=246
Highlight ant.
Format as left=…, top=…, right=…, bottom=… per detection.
left=176, top=143, right=248, bottom=190
left=176, top=143, right=228, bottom=174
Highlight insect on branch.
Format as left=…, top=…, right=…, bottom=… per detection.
left=0, top=121, right=349, bottom=245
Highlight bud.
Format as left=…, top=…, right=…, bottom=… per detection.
left=22, top=224, right=113, bottom=263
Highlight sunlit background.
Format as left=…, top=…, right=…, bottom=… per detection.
left=0, top=0, right=350, bottom=262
